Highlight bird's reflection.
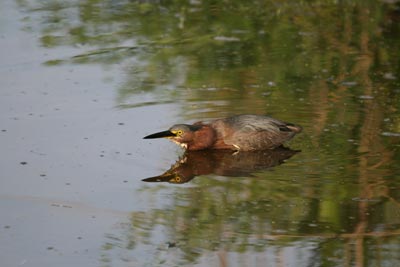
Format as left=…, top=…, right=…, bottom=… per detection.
left=142, top=147, right=299, bottom=184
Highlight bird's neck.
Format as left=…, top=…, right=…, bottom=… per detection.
left=187, top=125, right=216, bottom=151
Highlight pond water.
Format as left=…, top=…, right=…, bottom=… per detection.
left=1, top=0, right=400, bottom=266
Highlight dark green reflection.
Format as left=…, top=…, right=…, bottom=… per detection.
left=116, top=161, right=400, bottom=266
left=18, top=0, right=400, bottom=118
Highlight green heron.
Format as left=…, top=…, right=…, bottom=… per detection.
left=143, top=114, right=302, bottom=151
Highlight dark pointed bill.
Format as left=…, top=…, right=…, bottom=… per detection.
left=143, top=130, right=176, bottom=139
left=142, top=173, right=175, bottom=182
left=142, top=173, right=189, bottom=184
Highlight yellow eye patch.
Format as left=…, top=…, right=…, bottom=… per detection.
left=172, top=129, right=183, bottom=136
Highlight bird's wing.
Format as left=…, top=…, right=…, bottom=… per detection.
left=229, top=115, right=284, bottom=133
left=219, top=115, right=297, bottom=150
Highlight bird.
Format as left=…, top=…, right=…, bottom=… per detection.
left=143, top=114, right=302, bottom=151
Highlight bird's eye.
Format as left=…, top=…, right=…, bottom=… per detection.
left=177, top=130, right=183, bottom=136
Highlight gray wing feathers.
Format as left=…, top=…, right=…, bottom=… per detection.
left=215, top=115, right=299, bottom=150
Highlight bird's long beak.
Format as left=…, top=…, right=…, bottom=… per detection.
left=143, top=130, right=176, bottom=139
left=142, top=173, right=176, bottom=182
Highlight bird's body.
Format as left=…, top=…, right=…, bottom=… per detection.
left=144, top=114, right=302, bottom=151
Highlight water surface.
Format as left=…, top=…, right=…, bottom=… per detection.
left=1, top=1, right=400, bottom=266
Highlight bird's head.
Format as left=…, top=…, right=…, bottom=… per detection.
left=144, top=124, right=201, bottom=149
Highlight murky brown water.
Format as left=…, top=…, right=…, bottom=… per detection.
left=1, top=1, right=400, bottom=266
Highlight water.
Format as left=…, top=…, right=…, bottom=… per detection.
left=1, top=0, right=400, bottom=266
